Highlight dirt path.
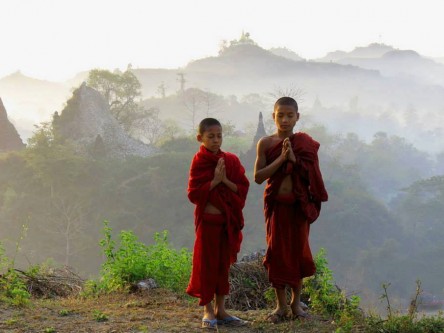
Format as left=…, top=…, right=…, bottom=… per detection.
left=0, top=289, right=336, bottom=333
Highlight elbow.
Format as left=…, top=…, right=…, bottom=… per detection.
left=254, top=174, right=264, bottom=185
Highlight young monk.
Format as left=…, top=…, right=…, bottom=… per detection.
left=254, top=97, right=328, bottom=323
left=186, top=118, right=250, bottom=330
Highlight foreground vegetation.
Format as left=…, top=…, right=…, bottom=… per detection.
left=1, top=225, right=443, bottom=332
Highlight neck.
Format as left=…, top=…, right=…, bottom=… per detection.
left=276, top=129, right=294, bottom=139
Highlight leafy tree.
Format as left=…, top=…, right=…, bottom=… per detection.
left=87, top=69, right=156, bottom=134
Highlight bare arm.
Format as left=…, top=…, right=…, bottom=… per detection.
left=222, top=163, right=238, bottom=192
left=254, top=137, right=287, bottom=184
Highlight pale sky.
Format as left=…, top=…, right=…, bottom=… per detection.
left=1, top=0, right=443, bottom=81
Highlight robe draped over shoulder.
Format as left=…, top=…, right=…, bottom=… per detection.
left=187, top=145, right=249, bottom=263
left=264, top=132, right=328, bottom=224
left=262, top=133, right=328, bottom=288
left=186, top=145, right=249, bottom=305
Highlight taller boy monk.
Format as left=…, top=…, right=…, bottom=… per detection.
left=254, top=97, right=328, bottom=323
left=187, top=118, right=249, bottom=329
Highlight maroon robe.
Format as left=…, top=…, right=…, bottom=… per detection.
left=263, top=133, right=328, bottom=289
left=186, top=145, right=249, bottom=305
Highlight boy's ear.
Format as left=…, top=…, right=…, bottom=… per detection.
left=196, top=134, right=202, bottom=142
left=296, top=112, right=300, bottom=121
left=272, top=112, right=275, bottom=120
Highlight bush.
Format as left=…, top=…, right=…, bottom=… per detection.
left=91, top=221, right=191, bottom=294
left=304, top=248, right=362, bottom=329
left=0, top=243, right=31, bottom=306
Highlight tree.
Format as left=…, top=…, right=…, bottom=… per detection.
left=201, top=90, right=223, bottom=118
left=87, top=69, right=148, bottom=133
left=161, top=119, right=185, bottom=142
left=177, top=72, right=186, bottom=93
left=156, top=82, right=167, bottom=98
left=182, top=88, right=204, bottom=131
left=131, top=108, right=163, bottom=145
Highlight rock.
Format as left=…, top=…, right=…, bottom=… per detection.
left=240, top=249, right=266, bottom=262
left=133, top=278, right=158, bottom=291
left=56, top=83, right=157, bottom=159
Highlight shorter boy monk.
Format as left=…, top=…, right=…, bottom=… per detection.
left=186, top=118, right=250, bottom=329
left=254, top=97, right=328, bottom=323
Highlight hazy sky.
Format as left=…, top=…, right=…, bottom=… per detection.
left=1, top=0, right=443, bottom=81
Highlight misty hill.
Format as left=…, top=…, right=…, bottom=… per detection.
left=313, top=43, right=444, bottom=86
left=56, top=83, right=156, bottom=158
left=316, top=43, right=396, bottom=62
left=2, top=40, right=444, bottom=148
left=132, top=42, right=444, bottom=116
left=172, top=44, right=444, bottom=118
left=0, top=71, right=71, bottom=139
left=269, top=47, right=305, bottom=62
left=0, top=97, right=25, bottom=151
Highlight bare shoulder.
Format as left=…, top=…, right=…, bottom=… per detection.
left=257, top=135, right=278, bottom=151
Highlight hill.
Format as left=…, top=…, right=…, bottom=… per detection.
left=2, top=39, right=444, bottom=152
left=329, top=47, right=444, bottom=87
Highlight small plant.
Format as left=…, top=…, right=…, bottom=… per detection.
left=365, top=281, right=444, bottom=333
left=58, top=309, right=70, bottom=316
left=44, top=327, right=56, bottom=333
left=0, top=243, right=31, bottom=306
left=92, top=309, right=108, bottom=322
left=91, top=221, right=192, bottom=294
left=380, top=282, right=393, bottom=319
left=304, top=248, right=362, bottom=330
left=4, top=318, right=19, bottom=325
left=137, top=325, right=149, bottom=333
left=263, top=287, right=275, bottom=304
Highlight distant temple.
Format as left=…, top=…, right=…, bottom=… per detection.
left=240, top=112, right=266, bottom=168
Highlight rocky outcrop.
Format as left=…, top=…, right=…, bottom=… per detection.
left=0, top=98, right=25, bottom=152
left=56, top=83, right=156, bottom=158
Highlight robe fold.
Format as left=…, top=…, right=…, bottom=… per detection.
left=263, top=133, right=328, bottom=289
left=186, top=145, right=249, bottom=305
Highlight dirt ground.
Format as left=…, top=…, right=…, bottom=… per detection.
left=0, top=289, right=337, bottom=333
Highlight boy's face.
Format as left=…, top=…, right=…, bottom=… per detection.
left=273, top=105, right=299, bottom=132
left=197, top=125, right=223, bottom=153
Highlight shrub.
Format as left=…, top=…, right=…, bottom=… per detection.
left=304, top=248, right=362, bottom=330
left=0, top=243, right=31, bottom=306
left=93, top=221, right=191, bottom=294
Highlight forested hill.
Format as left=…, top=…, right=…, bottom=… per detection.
left=2, top=38, right=444, bottom=146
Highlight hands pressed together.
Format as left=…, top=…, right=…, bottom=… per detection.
left=213, top=158, right=227, bottom=185
left=281, top=137, right=296, bottom=163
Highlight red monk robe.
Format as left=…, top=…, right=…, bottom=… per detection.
left=263, top=132, right=328, bottom=289
left=186, top=145, right=249, bottom=305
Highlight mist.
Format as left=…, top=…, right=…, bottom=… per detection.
left=1, top=36, right=444, bottom=313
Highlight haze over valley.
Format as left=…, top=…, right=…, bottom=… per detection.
left=2, top=2, right=444, bottom=315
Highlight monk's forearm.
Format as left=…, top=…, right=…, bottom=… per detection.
left=222, top=178, right=238, bottom=193
left=254, top=156, right=285, bottom=184
left=209, top=179, right=221, bottom=191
